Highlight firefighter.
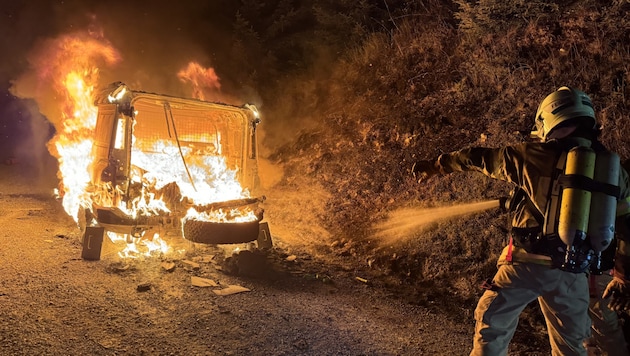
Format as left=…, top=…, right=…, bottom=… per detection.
left=412, top=87, right=630, bottom=355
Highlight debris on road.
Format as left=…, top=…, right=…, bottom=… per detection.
left=191, top=276, right=218, bottom=287
left=136, top=283, right=151, bottom=292
left=212, top=284, right=250, bottom=296
left=181, top=260, right=201, bottom=270
left=192, top=254, right=216, bottom=263
left=161, top=261, right=176, bottom=272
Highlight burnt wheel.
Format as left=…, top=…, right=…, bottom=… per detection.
left=182, top=219, right=260, bottom=244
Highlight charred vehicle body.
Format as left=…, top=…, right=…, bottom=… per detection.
left=80, top=82, right=270, bottom=258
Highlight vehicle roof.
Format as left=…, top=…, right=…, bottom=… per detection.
left=95, top=82, right=249, bottom=112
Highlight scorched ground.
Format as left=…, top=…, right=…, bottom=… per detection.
left=0, top=162, right=480, bottom=356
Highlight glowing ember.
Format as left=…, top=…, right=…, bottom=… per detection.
left=108, top=232, right=173, bottom=259
left=184, top=206, right=257, bottom=223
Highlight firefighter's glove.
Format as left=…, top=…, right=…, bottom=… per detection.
left=602, top=277, right=630, bottom=312
left=412, top=159, right=441, bottom=183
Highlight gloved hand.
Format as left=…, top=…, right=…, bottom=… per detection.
left=602, top=276, right=630, bottom=311
left=411, top=159, right=441, bottom=183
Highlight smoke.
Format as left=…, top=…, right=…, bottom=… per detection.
left=1, top=0, right=368, bottom=200
left=4, top=0, right=252, bottom=104
left=2, top=0, right=263, bottom=179
left=372, top=200, right=500, bottom=246
left=9, top=31, right=122, bottom=129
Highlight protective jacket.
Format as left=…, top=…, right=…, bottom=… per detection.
left=435, top=136, right=630, bottom=280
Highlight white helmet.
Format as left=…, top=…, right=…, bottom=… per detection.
left=532, top=87, right=596, bottom=141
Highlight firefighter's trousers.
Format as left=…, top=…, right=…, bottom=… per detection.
left=584, top=272, right=629, bottom=356
left=470, top=263, right=590, bottom=356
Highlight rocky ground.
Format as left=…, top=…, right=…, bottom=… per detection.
left=0, top=160, right=550, bottom=356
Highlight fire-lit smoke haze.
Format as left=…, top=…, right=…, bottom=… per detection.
left=11, top=32, right=121, bottom=131
left=4, top=22, right=263, bottom=258
left=7, top=20, right=243, bottom=208
left=2, top=1, right=259, bottom=153
left=2, top=2, right=328, bottom=255
left=373, top=200, right=500, bottom=246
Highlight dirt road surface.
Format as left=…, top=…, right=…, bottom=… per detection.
left=0, top=162, right=547, bottom=356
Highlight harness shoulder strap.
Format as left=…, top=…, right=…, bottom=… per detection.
left=542, top=151, right=568, bottom=236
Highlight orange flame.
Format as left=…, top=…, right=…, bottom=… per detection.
left=129, top=139, right=258, bottom=222
left=108, top=232, right=173, bottom=259
left=177, top=61, right=221, bottom=100
left=22, top=31, right=256, bottom=259
left=31, top=33, right=121, bottom=221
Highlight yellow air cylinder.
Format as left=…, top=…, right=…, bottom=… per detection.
left=557, top=146, right=596, bottom=247
left=587, top=151, right=620, bottom=252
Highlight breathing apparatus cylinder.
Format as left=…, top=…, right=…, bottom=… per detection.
left=557, top=146, right=596, bottom=248
left=587, top=151, right=620, bottom=252
left=554, top=146, right=621, bottom=272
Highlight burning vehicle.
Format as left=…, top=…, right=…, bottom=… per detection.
left=78, top=82, right=270, bottom=259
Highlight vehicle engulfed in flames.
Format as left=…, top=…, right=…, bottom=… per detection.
left=80, top=82, right=270, bottom=259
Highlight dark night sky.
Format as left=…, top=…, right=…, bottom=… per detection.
left=0, top=0, right=244, bottom=163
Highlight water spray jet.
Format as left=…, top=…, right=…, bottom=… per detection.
left=373, top=200, right=500, bottom=245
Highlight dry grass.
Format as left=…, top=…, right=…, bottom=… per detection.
left=234, top=0, right=630, bottom=346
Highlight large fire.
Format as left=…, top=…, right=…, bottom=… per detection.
left=41, top=35, right=120, bottom=223
left=29, top=32, right=258, bottom=258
